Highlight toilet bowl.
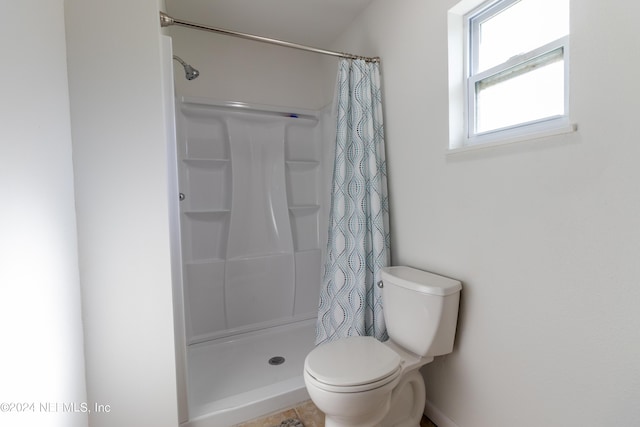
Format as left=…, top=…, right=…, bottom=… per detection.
left=304, top=266, right=462, bottom=427
left=304, top=336, right=431, bottom=427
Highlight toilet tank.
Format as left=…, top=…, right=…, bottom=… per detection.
left=381, top=266, right=462, bottom=357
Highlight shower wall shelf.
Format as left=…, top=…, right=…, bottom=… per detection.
left=176, top=98, right=328, bottom=345
left=183, top=158, right=229, bottom=166
left=285, top=160, right=320, bottom=166
left=180, top=96, right=320, bottom=123
left=183, top=211, right=230, bottom=217
left=288, top=205, right=320, bottom=213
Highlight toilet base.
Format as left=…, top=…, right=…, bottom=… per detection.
left=310, top=369, right=426, bottom=427
left=324, top=400, right=389, bottom=427
left=307, top=373, right=397, bottom=427
left=380, top=369, right=425, bottom=427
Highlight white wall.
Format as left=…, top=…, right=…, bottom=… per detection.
left=168, top=26, right=336, bottom=109
left=334, top=0, right=640, bottom=426
left=65, top=1, right=178, bottom=426
left=0, top=2, right=87, bottom=426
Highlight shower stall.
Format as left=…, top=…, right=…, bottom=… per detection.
left=169, top=95, right=333, bottom=426
left=161, top=11, right=381, bottom=426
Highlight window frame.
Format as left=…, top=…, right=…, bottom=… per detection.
left=463, top=0, right=570, bottom=147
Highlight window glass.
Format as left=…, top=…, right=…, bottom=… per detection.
left=476, top=0, right=569, bottom=72
left=476, top=47, right=565, bottom=133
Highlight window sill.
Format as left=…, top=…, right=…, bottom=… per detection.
left=447, top=123, right=577, bottom=155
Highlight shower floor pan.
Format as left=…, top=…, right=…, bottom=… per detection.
left=184, top=319, right=315, bottom=427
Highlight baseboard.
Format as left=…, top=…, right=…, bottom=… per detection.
left=424, top=399, right=459, bottom=427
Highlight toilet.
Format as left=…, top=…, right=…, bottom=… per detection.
left=304, top=266, right=462, bottom=427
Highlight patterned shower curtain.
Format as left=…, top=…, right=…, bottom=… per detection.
left=316, top=59, right=390, bottom=345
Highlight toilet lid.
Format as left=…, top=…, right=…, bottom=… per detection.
left=304, top=336, right=401, bottom=387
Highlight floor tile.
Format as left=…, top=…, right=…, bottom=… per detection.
left=233, top=408, right=298, bottom=427
left=293, top=400, right=325, bottom=427
left=233, top=399, right=437, bottom=427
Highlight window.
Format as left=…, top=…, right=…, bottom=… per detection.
left=462, top=0, right=570, bottom=147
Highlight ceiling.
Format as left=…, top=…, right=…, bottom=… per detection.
left=164, top=0, right=375, bottom=48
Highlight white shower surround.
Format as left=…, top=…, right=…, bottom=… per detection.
left=171, top=97, right=333, bottom=426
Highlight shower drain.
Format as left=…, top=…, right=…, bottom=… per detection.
left=268, top=356, right=285, bottom=366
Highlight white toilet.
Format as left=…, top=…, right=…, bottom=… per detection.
left=304, top=266, right=462, bottom=427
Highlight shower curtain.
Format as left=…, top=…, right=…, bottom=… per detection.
left=316, top=59, right=390, bottom=345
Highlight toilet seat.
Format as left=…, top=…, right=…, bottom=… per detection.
left=304, top=336, right=402, bottom=393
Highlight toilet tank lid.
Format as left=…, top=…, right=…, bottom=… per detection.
left=381, top=266, right=462, bottom=296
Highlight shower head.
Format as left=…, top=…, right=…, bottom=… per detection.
left=173, top=55, right=200, bottom=80
left=183, top=63, right=200, bottom=80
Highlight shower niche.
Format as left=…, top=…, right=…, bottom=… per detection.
left=176, top=98, right=326, bottom=345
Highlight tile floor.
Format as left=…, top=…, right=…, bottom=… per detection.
left=233, top=399, right=437, bottom=427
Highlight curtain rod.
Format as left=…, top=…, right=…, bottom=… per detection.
left=159, top=12, right=380, bottom=63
